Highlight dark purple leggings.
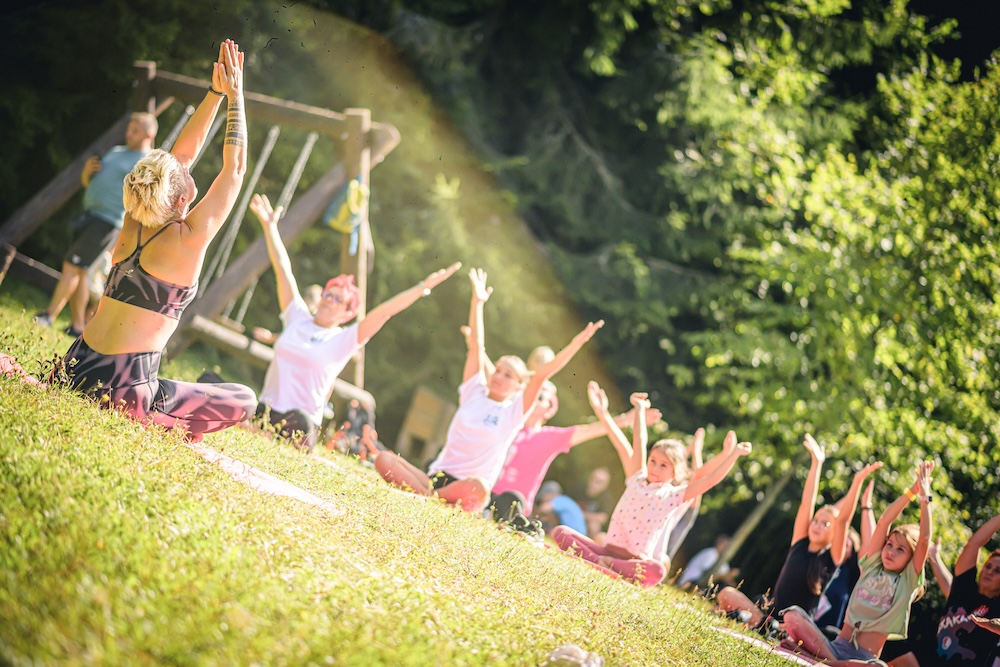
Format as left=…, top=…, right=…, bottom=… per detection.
left=551, top=525, right=667, bottom=588
left=57, top=336, right=257, bottom=439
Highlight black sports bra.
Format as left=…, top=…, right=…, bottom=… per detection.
left=102, top=221, right=197, bottom=319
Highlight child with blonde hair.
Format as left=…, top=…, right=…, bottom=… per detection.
left=781, top=461, right=934, bottom=666
left=374, top=268, right=602, bottom=513
left=551, top=381, right=751, bottom=588
left=716, top=435, right=882, bottom=636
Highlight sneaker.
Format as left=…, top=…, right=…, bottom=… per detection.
left=33, top=311, right=53, bottom=327
left=726, top=609, right=753, bottom=624
left=755, top=617, right=786, bottom=642
left=64, top=325, right=83, bottom=338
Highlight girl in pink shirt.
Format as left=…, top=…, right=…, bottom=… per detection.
left=552, top=382, right=751, bottom=587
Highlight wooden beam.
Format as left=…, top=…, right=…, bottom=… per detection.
left=0, top=246, right=60, bottom=291
left=0, top=243, right=16, bottom=289
left=185, top=314, right=376, bottom=407
left=149, top=70, right=399, bottom=163
left=168, top=163, right=347, bottom=358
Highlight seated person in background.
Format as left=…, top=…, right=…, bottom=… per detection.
left=252, top=283, right=322, bottom=345
left=326, top=398, right=382, bottom=459
left=250, top=192, right=460, bottom=452
left=677, top=533, right=740, bottom=590
left=568, top=466, right=618, bottom=544
left=535, top=480, right=588, bottom=536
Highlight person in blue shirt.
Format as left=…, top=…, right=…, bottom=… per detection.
left=35, top=112, right=157, bottom=336
left=536, top=479, right=590, bottom=536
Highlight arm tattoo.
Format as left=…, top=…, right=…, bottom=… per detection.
left=224, top=104, right=246, bottom=147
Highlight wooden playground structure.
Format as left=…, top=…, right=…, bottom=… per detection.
left=0, top=59, right=414, bottom=421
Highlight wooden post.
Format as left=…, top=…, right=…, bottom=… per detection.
left=340, top=109, right=372, bottom=390
left=706, top=451, right=807, bottom=582
left=131, top=61, right=157, bottom=114
left=0, top=243, right=16, bottom=289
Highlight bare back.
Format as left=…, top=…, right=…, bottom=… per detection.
left=83, top=217, right=205, bottom=355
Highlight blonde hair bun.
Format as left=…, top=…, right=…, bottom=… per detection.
left=123, top=149, right=185, bottom=227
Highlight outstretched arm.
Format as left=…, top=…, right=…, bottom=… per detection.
left=792, top=434, right=825, bottom=545
left=928, top=538, right=953, bottom=596
left=683, top=432, right=751, bottom=502
left=567, top=406, right=662, bottom=447
left=955, top=512, right=1000, bottom=577
left=358, top=262, right=461, bottom=343
left=829, top=461, right=883, bottom=566
left=861, top=460, right=934, bottom=564
left=911, top=462, right=934, bottom=574
left=185, top=39, right=248, bottom=241
left=462, top=268, right=492, bottom=383
left=461, top=325, right=495, bottom=379
left=587, top=382, right=635, bottom=476
left=250, top=194, right=298, bottom=312
left=522, top=320, right=603, bottom=412
left=859, top=479, right=876, bottom=550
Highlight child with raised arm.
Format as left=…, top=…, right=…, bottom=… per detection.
left=780, top=461, right=934, bottom=666
left=373, top=268, right=602, bottom=514
left=907, top=511, right=1000, bottom=667
left=716, top=435, right=881, bottom=637
left=551, top=381, right=751, bottom=588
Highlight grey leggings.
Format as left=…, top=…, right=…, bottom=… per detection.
left=57, top=336, right=257, bottom=438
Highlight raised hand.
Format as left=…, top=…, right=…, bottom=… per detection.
left=803, top=433, right=825, bottom=463
left=687, top=427, right=706, bottom=457
left=915, top=460, right=934, bottom=497
left=423, top=262, right=462, bottom=291
left=588, top=380, right=609, bottom=412
left=250, top=193, right=282, bottom=226
left=855, top=461, right=883, bottom=482
left=468, top=268, right=493, bottom=303
left=722, top=429, right=737, bottom=454
left=573, top=320, right=605, bottom=347
left=629, top=391, right=650, bottom=411
left=212, top=39, right=244, bottom=96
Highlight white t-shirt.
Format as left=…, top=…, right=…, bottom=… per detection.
left=258, top=297, right=364, bottom=426
left=605, top=471, right=692, bottom=561
left=428, top=370, right=527, bottom=488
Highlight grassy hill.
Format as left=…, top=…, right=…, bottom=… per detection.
left=6, top=1, right=639, bottom=496
left=1, top=283, right=799, bottom=665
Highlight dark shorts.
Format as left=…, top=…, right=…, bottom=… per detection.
left=65, top=212, right=117, bottom=268
left=256, top=402, right=318, bottom=452
left=430, top=470, right=460, bottom=491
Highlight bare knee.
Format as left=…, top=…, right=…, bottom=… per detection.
left=374, top=451, right=399, bottom=477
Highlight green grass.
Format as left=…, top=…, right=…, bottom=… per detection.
left=2, top=278, right=795, bottom=666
